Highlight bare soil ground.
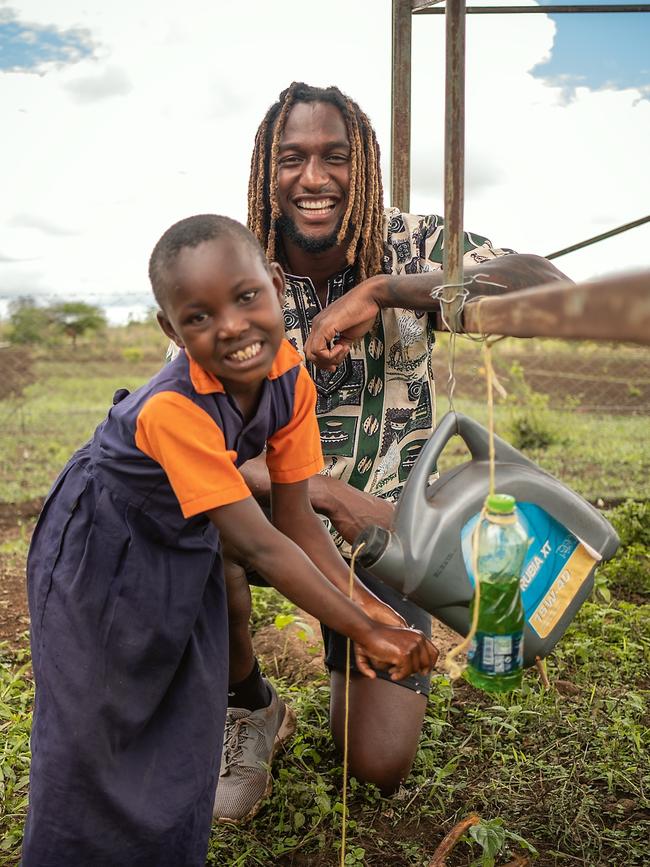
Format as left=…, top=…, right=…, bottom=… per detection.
left=431, top=348, right=650, bottom=412
left=0, top=502, right=39, bottom=651
left=0, top=500, right=460, bottom=667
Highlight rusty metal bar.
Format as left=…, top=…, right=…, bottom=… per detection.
left=442, top=0, right=466, bottom=333
left=411, top=0, right=445, bottom=9
left=462, top=269, right=650, bottom=345
left=546, top=215, right=650, bottom=260
left=415, top=4, right=650, bottom=14
left=391, top=0, right=412, bottom=212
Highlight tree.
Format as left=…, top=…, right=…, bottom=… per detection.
left=50, top=301, right=107, bottom=347
left=7, top=297, right=53, bottom=345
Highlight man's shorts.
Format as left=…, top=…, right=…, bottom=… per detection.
left=247, top=560, right=432, bottom=696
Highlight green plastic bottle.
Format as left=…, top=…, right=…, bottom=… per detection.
left=466, top=493, right=528, bottom=693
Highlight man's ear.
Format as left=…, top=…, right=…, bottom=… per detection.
left=157, top=310, right=184, bottom=348
left=268, top=261, right=286, bottom=306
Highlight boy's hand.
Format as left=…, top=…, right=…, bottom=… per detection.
left=354, top=626, right=439, bottom=682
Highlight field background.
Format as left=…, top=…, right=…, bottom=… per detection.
left=0, top=323, right=648, bottom=865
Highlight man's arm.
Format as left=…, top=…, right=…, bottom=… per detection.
left=240, top=453, right=395, bottom=545
left=304, top=254, right=570, bottom=370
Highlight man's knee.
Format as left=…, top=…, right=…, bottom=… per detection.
left=345, top=741, right=416, bottom=796
left=329, top=672, right=427, bottom=795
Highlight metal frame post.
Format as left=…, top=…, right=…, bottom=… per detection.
left=442, top=0, right=466, bottom=332
left=391, top=0, right=412, bottom=212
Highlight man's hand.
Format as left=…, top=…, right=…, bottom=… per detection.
left=304, top=279, right=382, bottom=370
left=354, top=626, right=439, bottom=681
left=310, top=475, right=394, bottom=545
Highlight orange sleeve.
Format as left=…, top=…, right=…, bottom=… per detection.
left=266, top=365, right=324, bottom=484
left=135, top=391, right=251, bottom=518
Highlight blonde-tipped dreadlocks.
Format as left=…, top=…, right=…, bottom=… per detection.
left=247, top=82, right=385, bottom=283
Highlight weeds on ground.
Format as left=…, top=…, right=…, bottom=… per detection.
left=0, top=501, right=648, bottom=865
left=0, top=647, right=32, bottom=864
left=203, top=502, right=650, bottom=866
left=503, top=361, right=564, bottom=451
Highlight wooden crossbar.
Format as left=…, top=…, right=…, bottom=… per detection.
left=462, top=270, right=650, bottom=345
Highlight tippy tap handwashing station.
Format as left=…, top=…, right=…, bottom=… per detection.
left=354, top=411, right=619, bottom=675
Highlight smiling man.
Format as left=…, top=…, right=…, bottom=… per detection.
left=213, top=81, right=569, bottom=824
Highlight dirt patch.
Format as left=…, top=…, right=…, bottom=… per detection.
left=0, top=509, right=462, bottom=677
left=0, top=499, right=42, bottom=532
left=253, top=612, right=461, bottom=686
left=431, top=348, right=650, bottom=413
left=0, top=526, right=32, bottom=652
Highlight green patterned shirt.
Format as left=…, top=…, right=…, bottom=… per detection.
left=282, top=208, right=512, bottom=529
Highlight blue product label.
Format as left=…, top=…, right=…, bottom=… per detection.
left=461, top=503, right=580, bottom=621
left=468, top=631, right=523, bottom=675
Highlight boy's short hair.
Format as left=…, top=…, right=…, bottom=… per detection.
left=149, top=214, right=268, bottom=310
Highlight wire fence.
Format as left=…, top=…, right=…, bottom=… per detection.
left=1, top=338, right=649, bottom=436
left=431, top=338, right=650, bottom=415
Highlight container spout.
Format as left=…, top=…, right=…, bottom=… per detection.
left=355, top=525, right=408, bottom=596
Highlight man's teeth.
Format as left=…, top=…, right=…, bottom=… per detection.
left=228, top=342, right=261, bottom=362
left=297, top=199, right=336, bottom=210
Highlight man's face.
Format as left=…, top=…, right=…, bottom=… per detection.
left=276, top=101, right=351, bottom=254
left=158, top=239, right=285, bottom=397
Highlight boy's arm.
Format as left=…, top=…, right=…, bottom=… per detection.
left=269, top=478, right=404, bottom=627
left=206, top=495, right=437, bottom=680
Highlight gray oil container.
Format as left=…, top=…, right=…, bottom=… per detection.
left=355, top=412, right=619, bottom=666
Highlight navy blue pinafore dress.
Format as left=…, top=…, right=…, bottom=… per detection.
left=22, top=347, right=309, bottom=867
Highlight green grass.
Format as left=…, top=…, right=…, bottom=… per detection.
left=2, top=336, right=647, bottom=505
left=436, top=397, right=649, bottom=503
left=1, top=501, right=647, bottom=865
left=0, top=357, right=162, bottom=503
left=0, top=333, right=648, bottom=865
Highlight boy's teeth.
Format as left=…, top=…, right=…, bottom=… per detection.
left=228, top=342, right=261, bottom=361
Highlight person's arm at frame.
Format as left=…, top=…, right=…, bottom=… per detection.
left=304, top=254, right=570, bottom=370
left=207, top=495, right=438, bottom=679
left=269, top=477, right=402, bottom=626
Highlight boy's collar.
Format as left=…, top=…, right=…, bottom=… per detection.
left=186, top=340, right=302, bottom=395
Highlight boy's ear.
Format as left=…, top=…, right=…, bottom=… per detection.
left=157, top=310, right=184, bottom=348
left=268, top=261, right=286, bottom=305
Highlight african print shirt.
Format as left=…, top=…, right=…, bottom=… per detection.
left=282, top=208, right=512, bottom=518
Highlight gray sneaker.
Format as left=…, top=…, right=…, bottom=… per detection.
left=213, top=680, right=296, bottom=825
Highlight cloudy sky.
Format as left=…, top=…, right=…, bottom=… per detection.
left=1, top=0, right=649, bottom=322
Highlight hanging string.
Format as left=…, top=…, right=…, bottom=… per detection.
left=340, top=540, right=365, bottom=867
left=430, top=274, right=507, bottom=415
left=441, top=291, right=509, bottom=680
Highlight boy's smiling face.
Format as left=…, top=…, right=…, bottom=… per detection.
left=158, top=237, right=285, bottom=397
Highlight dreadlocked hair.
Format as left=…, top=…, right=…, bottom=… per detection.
left=248, top=82, right=384, bottom=282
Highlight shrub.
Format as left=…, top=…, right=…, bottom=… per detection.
left=504, top=360, right=562, bottom=451
left=122, top=347, right=144, bottom=364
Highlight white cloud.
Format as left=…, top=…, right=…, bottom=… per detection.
left=62, top=63, right=132, bottom=102
left=1, top=0, right=649, bottom=322
left=9, top=212, right=79, bottom=235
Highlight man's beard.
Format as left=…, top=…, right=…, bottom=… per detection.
left=276, top=215, right=343, bottom=255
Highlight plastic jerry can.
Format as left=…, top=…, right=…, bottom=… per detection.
left=354, top=412, right=619, bottom=667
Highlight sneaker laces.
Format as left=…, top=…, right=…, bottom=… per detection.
left=220, top=713, right=266, bottom=776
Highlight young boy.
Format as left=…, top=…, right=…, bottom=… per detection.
left=22, top=215, right=437, bottom=867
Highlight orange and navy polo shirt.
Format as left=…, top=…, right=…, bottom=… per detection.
left=88, top=339, right=323, bottom=529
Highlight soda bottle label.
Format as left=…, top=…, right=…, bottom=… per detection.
left=468, top=631, right=524, bottom=675
left=461, top=502, right=593, bottom=627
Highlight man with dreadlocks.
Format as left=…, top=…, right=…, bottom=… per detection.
left=214, top=81, right=569, bottom=823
